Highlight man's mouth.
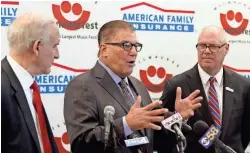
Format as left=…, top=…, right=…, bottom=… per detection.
left=128, top=61, right=135, bottom=64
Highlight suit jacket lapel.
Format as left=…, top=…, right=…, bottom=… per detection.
left=15, top=91, right=42, bottom=153
left=2, top=57, right=42, bottom=153
left=127, top=76, right=148, bottom=107
left=186, top=64, right=213, bottom=126
left=220, top=68, right=235, bottom=140
left=92, top=62, right=130, bottom=113
left=92, top=62, right=147, bottom=136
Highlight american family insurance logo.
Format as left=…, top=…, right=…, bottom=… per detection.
left=52, top=1, right=98, bottom=31
left=1, top=1, right=19, bottom=26
left=214, top=1, right=250, bottom=44
left=35, top=74, right=76, bottom=94
left=35, top=63, right=88, bottom=94
left=133, top=55, right=180, bottom=100
left=121, top=2, right=195, bottom=32
left=224, top=65, right=250, bottom=80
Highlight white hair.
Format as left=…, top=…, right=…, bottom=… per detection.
left=199, top=25, right=228, bottom=43
left=7, top=12, right=57, bottom=52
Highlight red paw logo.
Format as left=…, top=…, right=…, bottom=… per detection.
left=55, top=132, right=70, bottom=153
left=140, top=66, right=172, bottom=93
left=52, top=1, right=90, bottom=31
left=220, top=10, right=249, bottom=36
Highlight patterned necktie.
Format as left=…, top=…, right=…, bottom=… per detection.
left=119, top=79, right=135, bottom=106
left=30, top=81, right=52, bottom=153
left=208, top=77, right=221, bottom=128
left=119, top=79, right=146, bottom=152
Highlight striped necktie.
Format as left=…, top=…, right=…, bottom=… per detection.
left=208, top=77, right=221, bottom=128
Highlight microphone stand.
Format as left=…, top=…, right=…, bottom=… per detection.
left=175, top=130, right=187, bottom=153
left=176, top=136, right=185, bottom=153
left=111, top=121, right=121, bottom=153
left=172, top=124, right=187, bottom=153
left=104, top=119, right=119, bottom=153
left=111, top=124, right=118, bottom=149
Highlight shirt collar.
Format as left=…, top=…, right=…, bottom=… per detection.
left=198, top=64, right=223, bottom=86
left=98, top=60, right=129, bottom=85
left=7, top=55, right=34, bottom=90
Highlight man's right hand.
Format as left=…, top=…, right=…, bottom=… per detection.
left=125, top=95, right=168, bottom=131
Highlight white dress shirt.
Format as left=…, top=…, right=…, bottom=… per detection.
left=7, top=55, right=44, bottom=152
left=198, top=64, right=224, bottom=119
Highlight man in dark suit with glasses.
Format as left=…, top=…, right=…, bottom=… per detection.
left=157, top=25, right=250, bottom=153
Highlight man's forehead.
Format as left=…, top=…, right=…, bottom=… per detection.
left=114, top=30, right=136, bottom=40
left=198, top=32, right=222, bottom=42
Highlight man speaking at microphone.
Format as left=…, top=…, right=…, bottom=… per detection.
left=64, top=20, right=202, bottom=153
left=157, top=25, right=250, bottom=153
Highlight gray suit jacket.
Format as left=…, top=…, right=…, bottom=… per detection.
left=64, top=62, right=154, bottom=153
left=155, top=64, right=250, bottom=153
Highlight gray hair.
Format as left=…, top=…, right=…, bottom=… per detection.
left=199, top=25, right=228, bottom=44
left=7, top=12, right=57, bottom=52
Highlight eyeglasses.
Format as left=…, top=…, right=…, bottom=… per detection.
left=196, top=43, right=227, bottom=53
left=105, top=42, right=143, bottom=52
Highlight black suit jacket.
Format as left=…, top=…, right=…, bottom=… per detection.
left=64, top=62, right=154, bottom=153
left=1, top=57, right=59, bottom=153
left=155, top=64, right=250, bottom=153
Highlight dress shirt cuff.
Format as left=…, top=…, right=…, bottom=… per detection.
left=122, top=116, right=133, bottom=137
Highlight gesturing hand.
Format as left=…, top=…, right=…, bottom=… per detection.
left=125, top=96, right=168, bottom=131
left=175, top=87, right=203, bottom=120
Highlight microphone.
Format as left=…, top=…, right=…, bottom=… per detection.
left=153, top=105, right=192, bottom=131
left=127, top=134, right=145, bottom=153
left=124, top=133, right=149, bottom=147
left=193, top=120, right=237, bottom=153
left=161, top=112, right=186, bottom=140
left=167, top=111, right=192, bottom=132
left=161, top=112, right=187, bottom=153
left=104, top=105, right=115, bottom=146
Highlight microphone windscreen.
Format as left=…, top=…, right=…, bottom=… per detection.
left=193, top=120, right=209, bottom=137
left=104, top=105, right=115, bottom=115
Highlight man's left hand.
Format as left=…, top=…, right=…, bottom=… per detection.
left=175, top=87, right=202, bottom=120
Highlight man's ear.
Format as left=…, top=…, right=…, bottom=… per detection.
left=33, top=40, right=41, bottom=56
left=99, top=44, right=108, bottom=58
left=224, top=43, right=229, bottom=55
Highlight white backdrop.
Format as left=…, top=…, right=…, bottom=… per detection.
left=1, top=1, right=250, bottom=152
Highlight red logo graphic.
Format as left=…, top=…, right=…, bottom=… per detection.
left=52, top=1, right=90, bottom=31
left=140, top=66, right=172, bottom=93
left=220, top=10, right=249, bottom=36
left=54, top=132, right=70, bottom=153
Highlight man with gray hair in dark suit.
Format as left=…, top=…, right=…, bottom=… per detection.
left=158, top=25, right=250, bottom=153
left=1, top=12, right=60, bottom=153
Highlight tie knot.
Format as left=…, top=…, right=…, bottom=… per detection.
left=209, top=77, right=216, bottom=85
left=119, top=79, right=128, bottom=88
left=30, top=81, right=39, bottom=91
